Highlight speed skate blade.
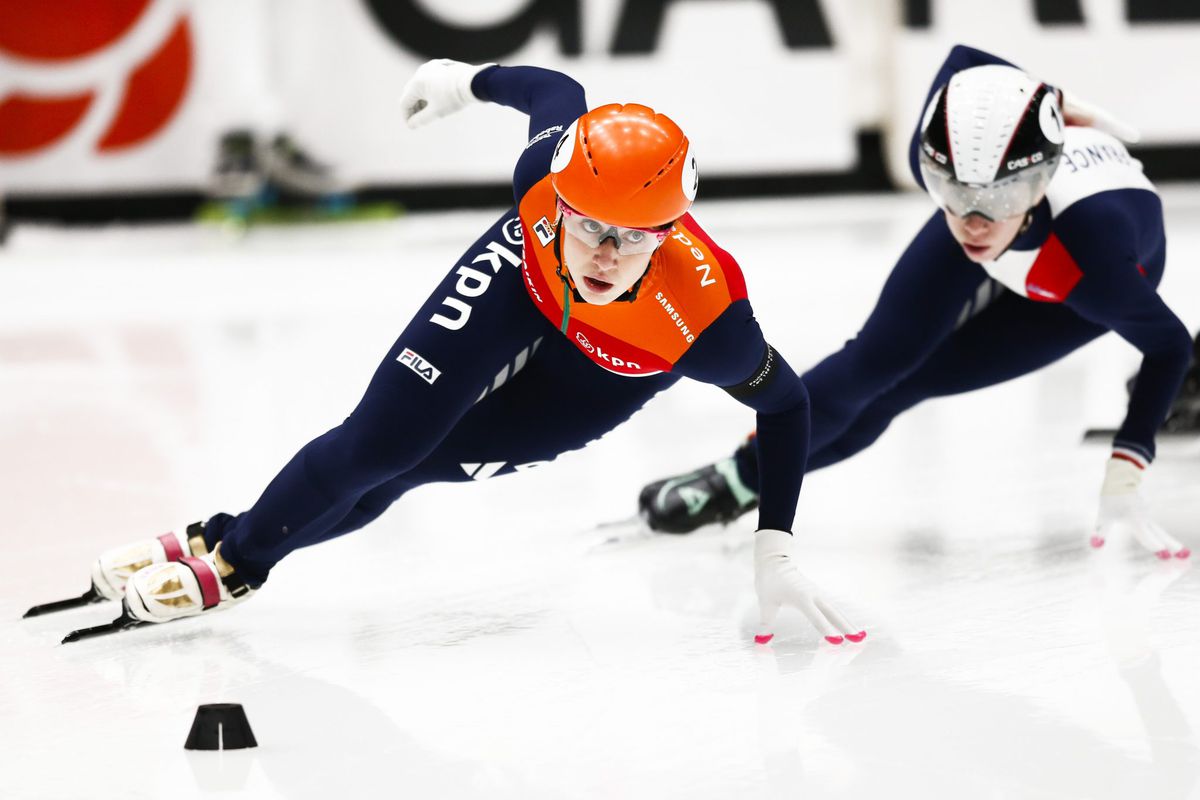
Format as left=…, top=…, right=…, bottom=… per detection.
left=23, top=585, right=106, bottom=618
left=585, top=514, right=656, bottom=552
left=1082, top=427, right=1118, bottom=442
left=61, top=606, right=147, bottom=644
left=1083, top=427, right=1199, bottom=443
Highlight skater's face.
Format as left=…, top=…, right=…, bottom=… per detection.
left=943, top=209, right=1026, bottom=263
left=561, top=227, right=658, bottom=305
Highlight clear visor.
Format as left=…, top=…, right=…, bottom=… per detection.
left=919, top=151, right=1058, bottom=221
left=557, top=200, right=671, bottom=255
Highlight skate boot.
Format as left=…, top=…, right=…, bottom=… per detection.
left=1162, top=360, right=1200, bottom=434
left=124, top=541, right=254, bottom=624
left=638, top=456, right=759, bottom=534
left=261, top=134, right=341, bottom=197
left=22, top=523, right=213, bottom=618
left=211, top=129, right=265, bottom=200
left=0, top=189, right=9, bottom=246
left=91, top=522, right=211, bottom=600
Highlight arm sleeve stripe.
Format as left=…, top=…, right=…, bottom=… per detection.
left=723, top=343, right=778, bottom=401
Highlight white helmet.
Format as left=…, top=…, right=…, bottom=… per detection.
left=918, top=64, right=1065, bottom=220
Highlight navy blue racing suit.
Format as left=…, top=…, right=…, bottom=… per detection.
left=733, top=45, right=1191, bottom=488
left=204, top=66, right=813, bottom=584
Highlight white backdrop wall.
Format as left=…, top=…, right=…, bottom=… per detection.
left=1, top=0, right=1198, bottom=195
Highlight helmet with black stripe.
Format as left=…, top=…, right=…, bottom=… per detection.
left=919, top=65, right=1065, bottom=221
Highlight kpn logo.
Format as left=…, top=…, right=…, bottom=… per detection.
left=0, top=0, right=193, bottom=156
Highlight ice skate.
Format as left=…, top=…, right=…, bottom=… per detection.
left=123, top=541, right=254, bottom=625
left=1161, top=359, right=1200, bottom=434
left=1086, top=346, right=1200, bottom=441
left=638, top=457, right=758, bottom=534
left=210, top=130, right=266, bottom=200
left=23, top=522, right=210, bottom=618
left=60, top=541, right=255, bottom=643
left=261, top=134, right=342, bottom=198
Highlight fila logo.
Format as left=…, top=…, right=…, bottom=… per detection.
left=460, top=460, right=548, bottom=480
left=533, top=215, right=556, bottom=246
left=397, top=348, right=440, bottom=384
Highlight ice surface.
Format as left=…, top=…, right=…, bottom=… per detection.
left=2, top=192, right=1199, bottom=799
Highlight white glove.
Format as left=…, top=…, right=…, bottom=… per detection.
left=1094, top=457, right=1189, bottom=559
left=1060, top=89, right=1141, bottom=143
left=754, top=529, right=865, bottom=646
left=399, top=58, right=495, bottom=129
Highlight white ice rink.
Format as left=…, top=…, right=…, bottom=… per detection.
left=2, top=191, right=1199, bottom=800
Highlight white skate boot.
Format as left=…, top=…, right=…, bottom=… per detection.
left=23, top=522, right=210, bottom=618
left=91, top=522, right=211, bottom=600
left=124, top=542, right=254, bottom=624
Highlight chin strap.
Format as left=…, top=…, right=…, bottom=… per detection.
left=553, top=220, right=577, bottom=333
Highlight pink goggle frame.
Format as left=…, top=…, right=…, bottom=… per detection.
left=556, top=199, right=672, bottom=255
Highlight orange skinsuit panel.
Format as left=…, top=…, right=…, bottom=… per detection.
left=518, top=175, right=748, bottom=377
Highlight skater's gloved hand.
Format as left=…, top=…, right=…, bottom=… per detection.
left=754, top=529, right=866, bottom=646
left=1094, top=456, right=1190, bottom=559
left=400, top=59, right=496, bottom=129
left=1058, top=88, right=1141, bottom=143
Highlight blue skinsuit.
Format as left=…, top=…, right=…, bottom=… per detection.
left=205, top=66, right=812, bottom=584
left=734, top=45, right=1191, bottom=489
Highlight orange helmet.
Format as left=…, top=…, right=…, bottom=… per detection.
left=549, top=103, right=698, bottom=228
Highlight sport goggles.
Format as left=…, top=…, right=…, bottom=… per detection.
left=919, top=150, right=1058, bottom=221
left=557, top=199, right=671, bottom=255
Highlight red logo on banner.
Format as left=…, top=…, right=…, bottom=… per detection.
left=0, top=1, right=193, bottom=156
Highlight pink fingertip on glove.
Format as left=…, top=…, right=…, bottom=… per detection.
left=754, top=633, right=774, bottom=645
left=845, top=631, right=867, bottom=643
left=1089, top=536, right=1105, bottom=548
left=1176, top=548, right=1191, bottom=559
left=1156, top=549, right=1172, bottom=560
left=824, top=635, right=844, bottom=645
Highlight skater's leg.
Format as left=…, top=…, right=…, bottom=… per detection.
left=360, top=332, right=679, bottom=490
left=801, top=213, right=988, bottom=453
left=643, top=215, right=989, bottom=532
left=212, top=327, right=676, bottom=560
left=734, top=291, right=1108, bottom=483
left=208, top=210, right=550, bottom=584
left=424, top=338, right=675, bottom=479
left=278, top=332, right=678, bottom=542
left=808, top=293, right=1107, bottom=468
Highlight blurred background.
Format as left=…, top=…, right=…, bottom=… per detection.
left=3, top=0, right=1200, bottom=226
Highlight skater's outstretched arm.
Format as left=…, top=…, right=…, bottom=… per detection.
left=673, top=300, right=807, bottom=533
left=1057, top=195, right=1192, bottom=461
left=676, top=307, right=864, bottom=645
left=470, top=65, right=586, bottom=202
left=1049, top=192, right=1192, bottom=558
left=636, top=210, right=984, bottom=535
left=398, top=59, right=586, bottom=202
